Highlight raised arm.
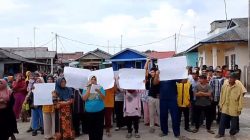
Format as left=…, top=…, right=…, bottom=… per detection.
left=144, top=58, right=151, bottom=78
left=153, top=70, right=160, bottom=85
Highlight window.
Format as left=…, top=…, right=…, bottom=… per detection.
left=135, top=61, right=142, bottom=69
left=231, top=54, right=236, bottom=69
left=225, top=56, right=229, bottom=67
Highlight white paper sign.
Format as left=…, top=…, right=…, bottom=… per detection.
left=33, top=83, right=55, bottom=105
left=158, top=56, right=188, bottom=81
left=118, top=68, right=145, bottom=90
left=91, top=67, right=114, bottom=90
left=64, top=67, right=114, bottom=90
left=90, top=84, right=101, bottom=93
left=64, top=67, right=91, bottom=89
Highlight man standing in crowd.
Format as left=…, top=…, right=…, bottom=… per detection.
left=189, top=70, right=199, bottom=125
left=144, top=59, right=160, bottom=133
left=155, top=71, right=180, bottom=138
left=215, top=73, right=244, bottom=138
left=176, top=79, right=193, bottom=132
left=234, top=65, right=241, bottom=80
left=210, top=68, right=225, bottom=124
left=192, top=74, right=214, bottom=134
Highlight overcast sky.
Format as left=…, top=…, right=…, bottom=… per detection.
left=0, top=0, right=248, bottom=54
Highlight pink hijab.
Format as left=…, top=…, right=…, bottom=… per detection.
left=0, top=79, right=11, bottom=102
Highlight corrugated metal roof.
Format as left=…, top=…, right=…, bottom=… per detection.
left=185, top=18, right=248, bottom=53
left=1, top=47, right=56, bottom=59
left=146, top=51, right=175, bottom=59
left=0, top=48, right=48, bottom=65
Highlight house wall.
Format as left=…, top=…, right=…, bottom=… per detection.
left=185, top=52, right=198, bottom=67
left=205, top=46, right=213, bottom=66
left=217, top=47, right=225, bottom=67
left=112, top=60, right=146, bottom=71
left=235, top=43, right=248, bottom=81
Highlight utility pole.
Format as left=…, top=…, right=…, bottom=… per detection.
left=174, top=33, right=177, bottom=53
left=107, top=40, right=110, bottom=53
left=247, top=0, right=250, bottom=91
left=33, top=27, right=37, bottom=59
left=120, top=35, right=123, bottom=51
left=223, top=0, right=228, bottom=22
left=17, top=37, right=19, bottom=47
left=55, top=33, right=58, bottom=54
left=193, top=26, right=196, bottom=44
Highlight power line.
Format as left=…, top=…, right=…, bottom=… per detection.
left=58, top=35, right=120, bottom=48
left=127, top=35, right=175, bottom=48
left=58, top=37, right=67, bottom=53
left=37, top=38, right=55, bottom=47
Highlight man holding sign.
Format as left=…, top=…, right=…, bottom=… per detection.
left=144, top=59, right=160, bottom=133
left=157, top=56, right=188, bottom=138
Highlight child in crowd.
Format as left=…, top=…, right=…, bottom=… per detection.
left=124, top=90, right=142, bottom=139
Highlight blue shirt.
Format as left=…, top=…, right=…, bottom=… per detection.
left=160, top=80, right=178, bottom=101
left=82, top=86, right=106, bottom=112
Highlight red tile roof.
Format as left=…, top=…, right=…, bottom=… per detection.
left=147, top=51, right=175, bottom=59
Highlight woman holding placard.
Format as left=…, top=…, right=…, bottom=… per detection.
left=42, top=75, right=56, bottom=140
left=82, top=75, right=106, bottom=140
left=54, top=77, right=75, bottom=140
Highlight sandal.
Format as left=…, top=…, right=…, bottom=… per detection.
left=135, top=133, right=140, bottom=138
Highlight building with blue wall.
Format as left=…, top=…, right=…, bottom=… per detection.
left=110, top=48, right=147, bottom=71
left=185, top=52, right=198, bottom=67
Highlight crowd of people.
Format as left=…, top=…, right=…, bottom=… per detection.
left=0, top=60, right=246, bottom=140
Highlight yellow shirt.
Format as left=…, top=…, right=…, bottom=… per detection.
left=176, top=82, right=191, bottom=107
left=104, top=87, right=115, bottom=108
left=219, top=82, right=244, bottom=116
left=224, top=79, right=247, bottom=93
left=42, top=105, right=54, bottom=113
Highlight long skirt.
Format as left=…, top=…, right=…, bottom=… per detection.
left=55, top=104, right=74, bottom=140
left=13, top=92, right=26, bottom=119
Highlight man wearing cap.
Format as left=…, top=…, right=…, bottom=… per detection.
left=192, top=74, right=214, bottom=134
left=215, top=72, right=244, bottom=138
left=209, top=68, right=225, bottom=124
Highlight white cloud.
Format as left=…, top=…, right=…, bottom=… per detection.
left=0, top=0, right=247, bottom=53
left=0, top=0, right=29, bottom=14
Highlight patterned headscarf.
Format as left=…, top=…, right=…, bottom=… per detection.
left=0, top=79, right=11, bottom=102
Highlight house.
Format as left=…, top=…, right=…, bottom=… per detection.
left=144, top=50, right=176, bottom=67
left=0, top=48, right=47, bottom=77
left=145, top=51, right=175, bottom=59
left=76, top=49, right=112, bottom=70
left=176, top=51, right=198, bottom=67
left=2, top=47, right=57, bottom=73
left=184, top=18, right=248, bottom=81
left=57, top=52, right=84, bottom=67
left=110, top=48, right=148, bottom=71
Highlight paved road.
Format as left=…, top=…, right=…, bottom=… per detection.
left=15, top=97, right=250, bottom=140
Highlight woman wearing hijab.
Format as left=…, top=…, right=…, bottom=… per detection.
left=82, top=75, right=106, bottom=140
left=43, top=75, right=56, bottom=140
left=54, top=77, right=74, bottom=140
left=27, top=77, right=44, bottom=136
left=0, top=79, right=19, bottom=140
left=12, top=73, right=27, bottom=119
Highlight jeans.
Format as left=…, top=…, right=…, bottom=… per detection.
left=160, top=100, right=180, bottom=137
left=178, top=107, right=190, bottom=130
left=218, top=113, right=238, bottom=136
left=32, top=108, right=43, bottom=131
left=194, top=105, right=212, bottom=130
left=115, top=101, right=125, bottom=128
